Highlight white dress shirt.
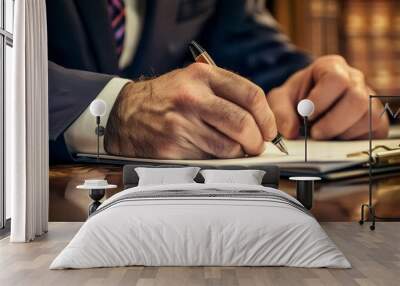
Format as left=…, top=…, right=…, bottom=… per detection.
left=64, top=0, right=144, bottom=154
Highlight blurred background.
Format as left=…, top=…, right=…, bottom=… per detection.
left=267, top=0, right=400, bottom=97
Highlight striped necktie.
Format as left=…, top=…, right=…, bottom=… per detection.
left=107, top=0, right=126, bottom=57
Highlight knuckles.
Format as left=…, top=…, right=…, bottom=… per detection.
left=326, top=69, right=351, bottom=90
left=314, top=55, right=352, bottom=88
left=171, top=82, right=199, bottom=109
left=234, top=112, right=251, bottom=136
left=171, top=63, right=213, bottom=108
left=246, top=85, right=265, bottom=111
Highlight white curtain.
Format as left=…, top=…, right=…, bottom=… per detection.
left=8, top=0, right=49, bottom=242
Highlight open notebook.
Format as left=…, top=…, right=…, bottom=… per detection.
left=76, top=139, right=400, bottom=179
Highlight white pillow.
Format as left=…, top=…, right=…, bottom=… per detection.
left=135, top=167, right=200, bottom=186
left=200, top=169, right=266, bottom=185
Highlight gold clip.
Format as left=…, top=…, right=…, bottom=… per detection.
left=347, top=144, right=400, bottom=158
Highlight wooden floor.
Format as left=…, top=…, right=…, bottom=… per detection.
left=1, top=222, right=400, bottom=286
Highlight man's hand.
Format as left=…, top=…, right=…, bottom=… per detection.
left=104, top=63, right=277, bottom=159
left=268, top=55, right=389, bottom=140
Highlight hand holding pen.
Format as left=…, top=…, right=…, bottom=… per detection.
left=189, top=41, right=288, bottom=155
left=105, top=41, right=282, bottom=159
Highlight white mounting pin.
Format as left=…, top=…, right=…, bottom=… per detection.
left=297, top=99, right=315, bottom=162
left=90, top=99, right=107, bottom=160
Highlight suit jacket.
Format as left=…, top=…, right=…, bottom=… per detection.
left=47, top=0, right=311, bottom=163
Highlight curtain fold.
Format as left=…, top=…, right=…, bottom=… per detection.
left=8, top=0, right=49, bottom=242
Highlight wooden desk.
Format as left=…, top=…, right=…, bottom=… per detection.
left=49, top=164, right=400, bottom=222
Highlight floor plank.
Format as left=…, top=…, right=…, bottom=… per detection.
left=0, top=222, right=399, bottom=286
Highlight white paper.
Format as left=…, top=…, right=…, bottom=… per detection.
left=78, top=139, right=400, bottom=167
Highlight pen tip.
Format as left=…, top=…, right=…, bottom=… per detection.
left=272, top=133, right=289, bottom=155
left=188, top=41, right=205, bottom=59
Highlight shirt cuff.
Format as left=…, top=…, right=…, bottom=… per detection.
left=64, top=78, right=132, bottom=155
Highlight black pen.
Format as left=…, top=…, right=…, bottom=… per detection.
left=188, top=40, right=289, bottom=155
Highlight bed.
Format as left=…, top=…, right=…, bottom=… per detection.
left=50, top=165, right=350, bottom=269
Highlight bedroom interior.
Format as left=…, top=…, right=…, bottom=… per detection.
left=1, top=0, right=400, bottom=285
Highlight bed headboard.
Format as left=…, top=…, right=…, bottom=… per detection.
left=123, top=164, right=280, bottom=189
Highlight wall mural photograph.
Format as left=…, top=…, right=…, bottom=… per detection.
left=1, top=0, right=400, bottom=285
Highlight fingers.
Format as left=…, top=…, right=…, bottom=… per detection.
left=307, top=59, right=351, bottom=121
left=181, top=116, right=245, bottom=158
left=307, top=59, right=389, bottom=140
left=157, top=113, right=245, bottom=159
left=196, top=91, right=265, bottom=156
left=339, top=99, right=389, bottom=140
left=311, top=85, right=368, bottom=139
left=187, top=63, right=277, bottom=141
left=267, top=85, right=300, bottom=139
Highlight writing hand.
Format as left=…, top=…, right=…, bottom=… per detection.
left=104, top=63, right=277, bottom=159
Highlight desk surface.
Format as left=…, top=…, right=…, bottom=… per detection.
left=49, top=164, right=400, bottom=222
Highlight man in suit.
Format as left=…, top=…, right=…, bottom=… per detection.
left=47, top=0, right=389, bottom=163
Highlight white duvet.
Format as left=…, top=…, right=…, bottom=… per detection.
left=50, top=183, right=350, bottom=269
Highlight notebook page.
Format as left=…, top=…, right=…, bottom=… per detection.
left=77, top=139, right=400, bottom=167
